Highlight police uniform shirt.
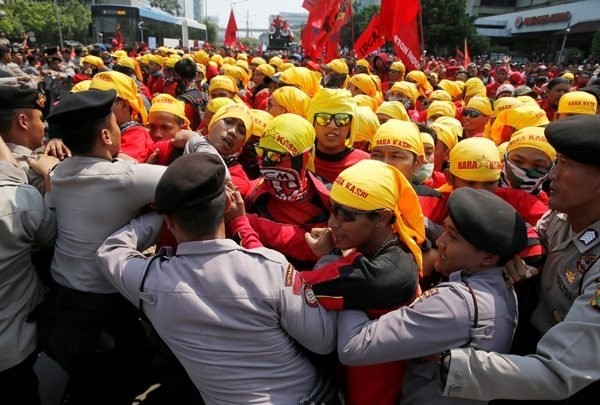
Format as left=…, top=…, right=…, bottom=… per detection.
left=6, top=142, right=45, bottom=194
left=0, top=161, right=55, bottom=371
left=338, top=267, right=517, bottom=405
left=443, top=210, right=600, bottom=400
left=97, top=212, right=337, bottom=405
left=49, top=157, right=166, bottom=293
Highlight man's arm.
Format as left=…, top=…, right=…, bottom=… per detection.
left=442, top=269, right=600, bottom=401
left=96, top=212, right=164, bottom=305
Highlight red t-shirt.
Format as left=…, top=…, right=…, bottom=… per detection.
left=120, top=124, right=154, bottom=163
left=314, top=148, right=370, bottom=184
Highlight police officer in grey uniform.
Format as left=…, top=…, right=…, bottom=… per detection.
left=337, top=187, right=528, bottom=405
left=440, top=115, right=600, bottom=403
left=97, top=153, right=338, bottom=405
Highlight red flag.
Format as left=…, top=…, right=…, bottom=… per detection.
left=302, top=0, right=317, bottom=12
left=464, top=37, right=471, bottom=68
left=380, top=0, right=420, bottom=39
left=456, top=47, right=464, bottom=59
left=353, top=13, right=385, bottom=58
left=390, top=17, right=421, bottom=71
left=302, top=0, right=335, bottom=58
left=314, top=0, right=351, bottom=48
left=224, top=9, right=238, bottom=48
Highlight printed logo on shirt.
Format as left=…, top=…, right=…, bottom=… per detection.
left=304, top=285, right=318, bottom=307
left=590, top=278, right=600, bottom=313
left=579, top=229, right=598, bottom=245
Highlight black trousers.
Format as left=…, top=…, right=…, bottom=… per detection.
left=0, top=352, right=41, bottom=405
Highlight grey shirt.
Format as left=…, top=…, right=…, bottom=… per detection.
left=48, top=157, right=165, bottom=293
left=338, top=267, right=517, bottom=405
left=97, top=212, right=337, bottom=404
left=443, top=211, right=600, bottom=401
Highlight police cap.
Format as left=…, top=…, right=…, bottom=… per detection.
left=448, top=188, right=527, bottom=258
left=155, top=153, right=226, bottom=214
left=0, top=87, right=46, bottom=110
left=46, top=89, right=116, bottom=133
left=545, top=115, right=600, bottom=166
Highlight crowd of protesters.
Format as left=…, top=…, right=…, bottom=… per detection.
left=1, top=35, right=600, bottom=405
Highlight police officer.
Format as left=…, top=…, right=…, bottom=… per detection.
left=337, top=187, right=528, bottom=405
left=97, top=153, right=338, bottom=404
left=440, top=115, right=600, bottom=403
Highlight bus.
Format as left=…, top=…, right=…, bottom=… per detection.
left=91, top=4, right=207, bottom=50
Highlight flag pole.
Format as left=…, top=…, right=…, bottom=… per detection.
left=350, top=0, right=355, bottom=50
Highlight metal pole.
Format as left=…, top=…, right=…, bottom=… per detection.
left=557, top=23, right=570, bottom=65
left=54, top=0, right=64, bottom=48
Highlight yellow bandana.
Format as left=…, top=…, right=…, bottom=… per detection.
left=271, top=86, right=310, bottom=118
left=507, top=126, right=556, bottom=161
left=80, top=55, right=104, bottom=68
left=376, top=101, right=410, bottom=121
left=150, top=94, right=190, bottom=127
left=557, top=91, right=597, bottom=115
left=331, top=159, right=425, bottom=272
left=406, top=70, right=432, bottom=97
left=209, top=75, right=238, bottom=94
left=493, top=97, right=522, bottom=117
left=70, top=80, right=91, bottom=93
left=428, top=90, right=452, bottom=102
left=430, top=117, right=463, bottom=149
left=353, top=94, right=379, bottom=112
left=449, top=137, right=501, bottom=182
left=259, top=113, right=316, bottom=171
left=438, top=79, right=463, bottom=98
left=390, top=81, right=419, bottom=104
left=372, top=119, right=424, bottom=158
left=427, top=100, right=456, bottom=120
left=307, top=87, right=358, bottom=146
left=91, top=71, right=148, bottom=125
left=249, top=109, right=273, bottom=137
left=208, top=103, right=253, bottom=140
left=255, top=63, right=276, bottom=78
left=279, top=66, right=321, bottom=97
left=349, top=73, right=378, bottom=98
left=466, top=96, right=493, bottom=116
left=353, top=106, right=380, bottom=143
left=490, top=105, right=549, bottom=145
left=206, top=97, right=235, bottom=114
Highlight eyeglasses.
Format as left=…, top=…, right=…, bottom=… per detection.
left=255, top=145, right=290, bottom=164
left=329, top=202, right=381, bottom=222
left=389, top=69, right=404, bottom=73
left=314, top=112, right=352, bottom=127
left=462, top=109, right=483, bottom=118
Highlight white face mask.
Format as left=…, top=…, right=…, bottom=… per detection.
left=412, top=162, right=434, bottom=185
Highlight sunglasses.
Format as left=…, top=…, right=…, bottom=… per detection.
left=329, top=202, right=381, bottom=222
left=462, top=109, right=483, bottom=118
left=314, top=112, right=352, bottom=127
left=255, top=145, right=290, bottom=164
left=389, top=69, right=404, bottom=73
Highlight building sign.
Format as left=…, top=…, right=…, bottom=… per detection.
left=514, top=12, right=571, bottom=28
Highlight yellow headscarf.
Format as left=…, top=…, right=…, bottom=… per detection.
left=208, top=103, right=254, bottom=140
left=90, top=71, right=148, bottom=125
left=80, top=55, right=104, bottom=69
left=255, top=63, right=276, bottom=78
left=427, top=100, right=456, bottom=120
left=210, top=54, right=224, bottom=66
left=431, top=116, right=463, bottom=150
left=150, top=94, right=190, bottom=127
left=70, top=80, right=91, bottom=93
left=269, top=56, right=284, bottom=70
left=279, top=66, right=321, bottom=97
left=259, top=113, right=316, bottom=171
left=507, top=126, right=556, bottom=161
left=356, top=58, right=372, bottom=74
left=557, top=91, right=597, bottom=115
left=437, top=79, right=463, bottom=98
left=428, top=90, right=452, bottom=102
left=464, top=84, right=487, bottom=100
left=349, top=73, right=378, bottom=98
left=466, top=96, right=493, bottom=116
left=406, top=70, right=433, bottom=97
left=330, top=159, right=425, bottom=272
left=390, top=81, right=419, bottom=105
left=449, top=137, right=501, bottom=182
left=249, top=109, right=274, bottom=137
left=516, top=95, right=539, bottom=106
left=271, top=86, right=310, bottom=118
left=116, top=56, right=144, bottom=82
left=353, top=94, right=379, bottom=112
left=221, top=64, right=249, bottom=88
left=307, top=87, right=358, bottom=146
left=376, top=101, right=410, bottom=121
left=389, top=61, right=406, bottom=80
left=420, top=131, right=435, bottom=148
left=353, top=106, right=380, bottom=144
left=194, top=50, right=209, bottom=65
left=490, top=105, right=549, bottom=145
left=493, top=97, right=522, bottom=117
left=209, top=75, right=238, bottom=94
left=372, top=119, right=424, bottom=158
left=250, top=56, right=267, bottom=66
left=206, top=97, right=235, bottom=114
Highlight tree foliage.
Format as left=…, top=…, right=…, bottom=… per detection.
left=421, top=0, right=475, bottom=55
left=0, top=0, right=90, bottom=46
left=149, top=0, right=182, bottom=17
left=203, top=19, right=218, bottom=44
left=592, top=29, right=600, bottom=61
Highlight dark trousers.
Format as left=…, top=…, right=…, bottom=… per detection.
left=0, top=352, right=41, bottom=405
left=39, top=284, right=150, bottom=405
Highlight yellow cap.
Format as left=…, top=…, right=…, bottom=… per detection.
left=557, top=91, right=597, bottom=115
left=449, top=137, right=501, bottom=181
left=331, top=159, right=425, bottom=273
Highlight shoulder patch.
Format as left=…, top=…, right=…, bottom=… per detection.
left=414, top=288, right=439, bottom=303
left=579, top=229, right=598, bottom=246
left=303, top=284, right=318, bottom=307
left=284, top=263, right=295, bottom=287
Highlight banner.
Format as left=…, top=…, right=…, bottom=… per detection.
left=302, top=0, right=318, bottom=12
left=303, top=0, right=351, bottom=60
left=224, top=9, right=238, bottom=48
left=464, top=37, right=471, bottom=68
left=380, top=0, right=420, bottom=39
left=353, top=13, right=385, bottom=58
left=390, top=18, right=421, bottom=71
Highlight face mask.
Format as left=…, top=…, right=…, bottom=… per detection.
left=502, top=157, right=552, bottom=192
left=260, top=167, right=310, bottom=201
left=412, top=162, right=434, bottom=185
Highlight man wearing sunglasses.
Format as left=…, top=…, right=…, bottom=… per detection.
left=461, top=96, right=493, bottom=138
left=308, top=88, right=369, bottom=184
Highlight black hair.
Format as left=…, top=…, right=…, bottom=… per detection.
left=114, top=65, right=135, bottom=77
left=417, top=124, right=437, bottom=145
left=174, top=58, right=197, bottom=80
left=547, top=77, right=570, bottom=90
left=59, top=115, right=112, bottom=154
left=0, top=109, right=20, bottom=135
left=170, top=192, right=226, bottom=238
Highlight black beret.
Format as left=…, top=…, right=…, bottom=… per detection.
left=448, top=188, right=527, bottom=258
left=0, top=87, right=46, bottom=110
left=46, top=89, right=116, bottom=133
left=155, top=153, right=226, bottom=214
left=545, top=115, right=600, bottom=166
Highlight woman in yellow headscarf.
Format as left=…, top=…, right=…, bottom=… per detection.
left=352, top=105, right=380, bottom=151
left=302, top=158, right=425, bottom=405
left=268, top=86, right=309, bottom=118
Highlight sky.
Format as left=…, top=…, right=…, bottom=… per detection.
left=206, top=0, right=307, bottom=29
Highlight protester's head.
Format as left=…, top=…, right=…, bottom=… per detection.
left=209, top=75, right=238, bottom=99
left=47, top=89, right=120, bottom=157
left=545, top=77, right=570, bottom=107
left=329, top=159, right=425, bottom=271
left=446, top=137, right=501, bottom=192
left=90, top=70, right=148, bottom=125
left=430, top=116, right=462, bottom=172
left=308, top=88, right=357, bottom=154
left=148, top=94, right=190, bottom=142
left=555, top=91, right=597, bottom=120
left=370, top=119, right=424, bottom=179
left=376, top=101, right=410, bottom=124
left=0, top=87, right=46, bottom=150
left=256, top=113, right=316, bottom=201
left=155, top=153, right=227, bottom=241
left=435, top=187, right=528, bottom=275
left=207, top=103, right=253, bottom=156
left=463, top=96, right=493, bottom=137
left=268, top=86, right=309, bottom=118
